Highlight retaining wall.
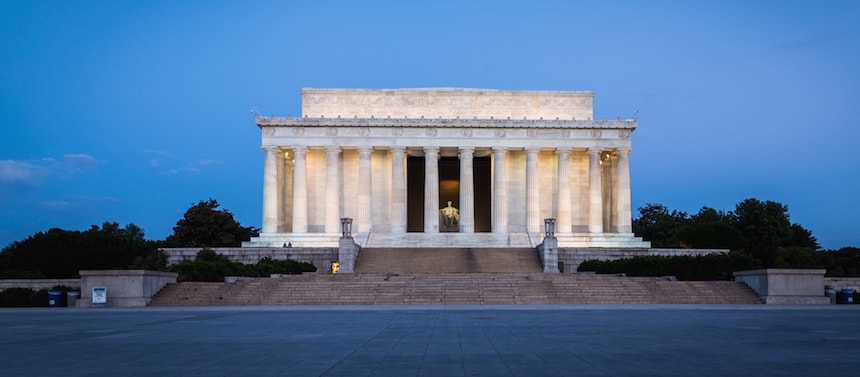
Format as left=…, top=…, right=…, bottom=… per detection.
left=558, top=247, right=728, bottom=273
left=0, top=279, right=80, bottom=291
left=162, top=247, right=338, bottom=273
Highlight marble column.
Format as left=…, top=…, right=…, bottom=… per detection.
left=357, top=147, right=373, bottom=233
left=587, top=148, right=603, bottom=233
left=424, top=147, right=439, bottom=233
left=526, top=148, right=540, bottom=234
left=390, top=147, right=407, bottom=234
left=459, top=147, right=475, bottom=233
left=261, top=146, right=279, bottom=234
left=276, top=148, right=286, bottom=232
left=614, top=149, right=633, bottom=233
left=492, top=147, right=508, bottom=234
left=292, top=146, right=308, bottom=233
left=324, top=146, right=340, bottom=234
left=556, top=148, right=572, bottom=234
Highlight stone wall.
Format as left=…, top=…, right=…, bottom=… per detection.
left=162, top=247, right=338, bottom=273
left=0, top=279, right=80, bottom=291
left=734, top=269, right=829, bottom=304
left=824, top=277, right=860, bottom=291
left=558, top=248, right=728, bottom=273
left=77, top=270, right=177, bottom=307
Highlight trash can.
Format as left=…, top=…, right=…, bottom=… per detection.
left=841, top=289, right=855, bottom=304
left=825, top=288, right=836, bottom=304
left=48, top=291, right=63, bottom=307
left=66, top=291, right=80, bottom=307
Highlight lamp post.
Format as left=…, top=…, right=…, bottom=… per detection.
left=544, top=218, right=556, bottom=238
left=340, top=218, right=353, bottom=238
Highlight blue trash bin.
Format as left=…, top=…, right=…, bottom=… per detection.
left=47, top=291, right=63, bottom=307
left=840, top=289, right=854, bottom=304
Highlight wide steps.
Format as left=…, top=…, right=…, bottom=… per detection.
left=354, top=248, right=542, bottom=274
left=149, top=274, right=763, bottom=306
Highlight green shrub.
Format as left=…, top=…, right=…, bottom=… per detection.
left=169, top=250, right=317, bottom=282
left=577, top=251, right=762, bottom=280
left=0, top=288, right=49, bottom=307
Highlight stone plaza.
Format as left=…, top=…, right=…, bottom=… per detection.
left=2, top=305, right=858, bottom=376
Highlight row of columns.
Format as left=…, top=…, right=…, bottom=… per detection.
left=261, top=146, right=632, bottom=235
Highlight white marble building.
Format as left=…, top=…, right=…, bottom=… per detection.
left=244, top=88, right=649, bottom=249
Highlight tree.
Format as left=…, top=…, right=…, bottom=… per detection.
left=0, top=222, right=156, bottom=278
left=632, top=203, right=688, bottom=248
left=729, top=198, right=794, bottom=266
left=163, top=199, right=259, bottom=247
left=679, top=207, right=745, bottom=250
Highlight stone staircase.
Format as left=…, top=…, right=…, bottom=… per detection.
left=149, top=273, right=763, bottom=306
left=354, top=248, right=543, bottom=274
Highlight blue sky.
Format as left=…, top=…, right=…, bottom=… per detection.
left=1, top=1, right=858, bottom=249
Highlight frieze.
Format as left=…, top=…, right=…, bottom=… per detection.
left=256, top=115, right=637, bottom=130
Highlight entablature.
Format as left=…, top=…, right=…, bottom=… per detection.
left=256, top=116, right=637, bottom=130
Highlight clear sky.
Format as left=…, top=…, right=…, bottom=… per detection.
left=1, top=1, right=858, bottom=250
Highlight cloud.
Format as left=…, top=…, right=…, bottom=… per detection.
left=0, top=154, right=101, bottom=185
left=40, top=195, right=123, bottom=214
left=0, top=160, right=49, bottom=185
left=145, top=150, right=221, bottom=175
left=57, top=153, right=102, bottom=178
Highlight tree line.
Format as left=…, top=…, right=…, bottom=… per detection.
left=582, top=198, right=860, bottom=277
left=0, top=199, right=258, bottom=278
left=1, top=197, right=858, bottom=279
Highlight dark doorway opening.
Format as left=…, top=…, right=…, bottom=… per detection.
left=406, top=156, right=424, bottom=232
left=474, top=156, right=491, bottom=232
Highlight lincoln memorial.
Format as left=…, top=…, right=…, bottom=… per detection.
left=244, top=88, right=650, bottom=252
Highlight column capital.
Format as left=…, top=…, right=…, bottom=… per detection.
left=262, top=146, right=279, bottom=152
left=325, top=146, right=341, bottom=153
left=357, top=146, right=373, bottom=154
left=615, top=148, right=631, bottom=155
left=556, top=147, right=572, bottom=154
left=587, top=147, right=602, bottom=155
left=525, top=147, right=541, bottom=154
left=458, top=146, right=475, bottom=154
left=423, top=146, right=439, bottom=159
left=390, top=146, right=406, bottom=153
left=292, top=145, right=308, bottom=154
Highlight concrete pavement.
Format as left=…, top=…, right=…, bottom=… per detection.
left=1, top=305, right=858, bottom=376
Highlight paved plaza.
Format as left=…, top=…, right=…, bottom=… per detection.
left=1, top=305, right=858, bottom=376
